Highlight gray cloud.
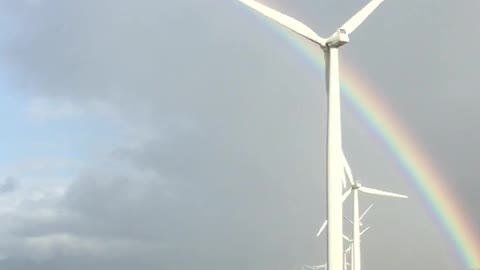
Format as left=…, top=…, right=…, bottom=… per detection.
left=0, top=177, right=19, bottom=194
left=0, top=0, right=477, bottom=270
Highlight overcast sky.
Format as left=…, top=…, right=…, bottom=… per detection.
left=0, top=0, right=479, bottom=269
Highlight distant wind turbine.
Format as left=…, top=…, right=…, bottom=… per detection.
left=343, top=226, right=370, bottom=270
left=317, top=216, right=371, bottom=270
left=343, top=176, right=407, bottom=270
left=303, top=264, right=328, bottom=270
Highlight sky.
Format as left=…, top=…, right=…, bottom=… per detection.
left=0, top=0, right=479, bottom=269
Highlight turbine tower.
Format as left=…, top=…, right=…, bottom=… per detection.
left=236, top=2, right=388, bottom=270
left=343, top=177, right=407, bottom=270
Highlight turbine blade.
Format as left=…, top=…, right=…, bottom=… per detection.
left=238, top=0, right=326, bottom=45
left=316, top=220, right=328, bottom=237
left=340, top=0, right=384, bottom=35
left=342, top=152, right=354, bottom=186
left=359, top=204, right=374, bottom=221
left=360, top=226, right=371, bottom=236
left=342, top=188, right=352, bottom=202
left=343, top=216, right=354, bottom=225
left=359, top=186, right=408, bottom=199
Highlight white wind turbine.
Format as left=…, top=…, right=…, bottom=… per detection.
left=342, top=176, right=407, bottom=270
left=303, top=264, right=328, bottom=270
left=343, top=236, right=353, bottom=270
left=344, top=205, right=372, bottom=270
left=317, top=212, right=371, bottom=270
left=344, top=245, right=352, bottom=270
left=236, top=1, right=389, bottom=270
left=343, top=226, right=370, bottom=270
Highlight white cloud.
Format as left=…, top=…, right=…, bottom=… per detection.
left=0, top=157, right=82, bottom=189
left=26, top=98, right=82, bottom=121
left=21, top=234, right=164, bottom=261
left=0, top=179, right=67, bottom=261
left=25, top=98, right=120, bottom=123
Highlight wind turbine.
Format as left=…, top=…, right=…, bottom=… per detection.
left=317, top=216, right=371, bottom=270
left=343, top=226, right=370, bottom=270
left=303, top=264, right=328, bottom=270
left=343, top=177, right=407, bottom=270
left=344, top=245, right=352, bottom=270
left=236, top=1, right=388, bottom=270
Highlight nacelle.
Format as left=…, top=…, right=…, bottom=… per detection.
left=326, top=29, right=350, bottom=48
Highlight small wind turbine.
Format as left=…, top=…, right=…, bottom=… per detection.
left=343, top=227, right=370, bottom=270
left=303, top=264, right=328, bottom=270
left=344, top=244, right=353, bottom=270
left=236, top=1, right=390, bottom=270
left=317, top=218, right=371, bottom=270
left=343, top=176, right=407, bottom=270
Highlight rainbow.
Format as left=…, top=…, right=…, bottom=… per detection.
left=240, top=7, right=480, bottom=268
left=339, top=62, right=480, bottom=268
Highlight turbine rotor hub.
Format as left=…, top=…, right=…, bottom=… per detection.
left=353, top=182, right=362, bottom=189
left=326, top=29, right=350, bottom=48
